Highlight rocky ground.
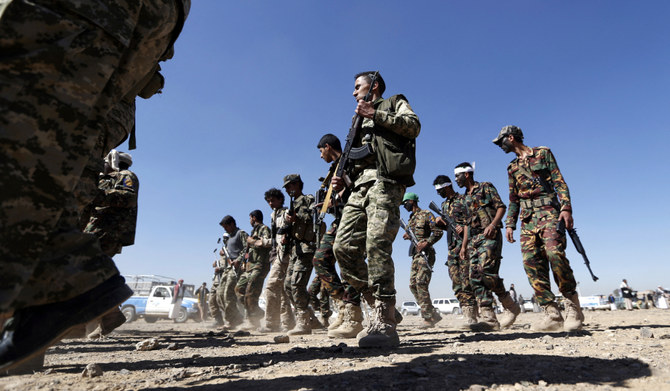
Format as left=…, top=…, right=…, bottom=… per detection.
left=1, top=308, right=669, bottom=391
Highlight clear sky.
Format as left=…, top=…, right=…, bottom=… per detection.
left=115, top=1, right=670, bottom=303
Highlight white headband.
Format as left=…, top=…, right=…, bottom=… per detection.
left=454, top=161, right=475, bottom=175
left=105, top=149, right=132, bottom=171
left=434, top=182, right=451, bottom=190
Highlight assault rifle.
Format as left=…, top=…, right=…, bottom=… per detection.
left=313, top=185, right=326, bottom=247
left=428, top=201, right=461, bottom=246
left=558, top=221, right=598, bottom=282
left=277, top=195, right=294, bottom=237
left=399, top=218, right=432, bottom=271
left=318, top=71, right=378, bottom=223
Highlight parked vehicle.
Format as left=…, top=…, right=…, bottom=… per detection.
left=121, top=275, right=199, bottom=323
left=579, top=295, right=610, bottom=311
left=432, top=298, right=461, bottom=314
left=400, top=301, right=420, bottom=316
left=520, top=299, right=535, bottom=312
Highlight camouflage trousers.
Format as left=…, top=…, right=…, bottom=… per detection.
left=208, top=274, right=224, bottom=320
left=218, top=268, right=243, bottom=325
left=447, top=241, right=476, bottom=307
left=0, top=0, right=179, bottom=312
left=263, top=248, right=295, bottom=329
left=235, top=262, right=270, bottom=318
left=468, top=230, right=507, bottom=307
left=520, top=211, right=577, bottom=306
left=307, top=276, right=331, bottom=318
left=284, top=242, right=314, bottom=312
left=409, top=249, right=438, bottom=320
left=312, top=222, right=361, bottom=305
left=333, top=179, right=405, bottom=300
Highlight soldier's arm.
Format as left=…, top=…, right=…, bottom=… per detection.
left=258, top=225, right=272, bottom=248
left=545, top=149, right=572, bottom=212
left=426, top=213, right=443, bottom=246
left=237, top=231, right=249, bottom=262
left=103, top=173, right=138, bottom=208
left=505, top=169, right=520, bottom=230
left=373, top=98, right=421, bottom=139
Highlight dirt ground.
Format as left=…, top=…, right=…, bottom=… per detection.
left=1, top=308, right=669, bottom=391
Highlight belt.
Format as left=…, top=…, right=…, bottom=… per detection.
left=520, top=196, right=555, bottom=210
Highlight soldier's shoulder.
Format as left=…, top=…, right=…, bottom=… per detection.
left=387, top=94, right=409, bottom=105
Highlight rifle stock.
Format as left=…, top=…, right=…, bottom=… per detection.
left=400, top=218, right=432, bottom=271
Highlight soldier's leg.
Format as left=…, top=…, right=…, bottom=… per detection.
left=540, top=219, right=576, bottom=297
left=264, top=252, right=285, bottom=329
left=290, top=252, right=315, bottom=311
left=208, top=277, right=223, bottom=323
left=307, top=276, right=322, bottom=314
left=416, top=251, right=438, bottom=322
left=223, top=270, right=243, bottom=326
left=409, top=257, right=421, bottom=305
left=245, top=265, right=270, bottom=319
left=468, top=235, right=495, bottom=308
left=520, top=228, right=555, bottom=305
left=319, top=284, right=331, bottom=318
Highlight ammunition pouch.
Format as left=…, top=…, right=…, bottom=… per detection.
left=292, top=219, right=315, bottom=243
left=372, top=95, right=416, bottom=186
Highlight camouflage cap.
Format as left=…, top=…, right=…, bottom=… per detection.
left=492, top=125, right=523, bottom=145
left=282, top=174, right=302, bottom=187
left=402, top=192, right=419, bottom=203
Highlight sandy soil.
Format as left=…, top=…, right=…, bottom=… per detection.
left=1, top=308, right=669, bottom=391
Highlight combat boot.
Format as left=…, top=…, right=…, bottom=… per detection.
left=498, top=293, right=521, bottom=329
left=361, top=290, right=402, bottom=325
left=469, top=306, right=500, bottom=332
left=287, top=311, right=312, bottom=335
left=309, top=310, right=324, bottom=330
left=328, top=303, right=364, bottom=338
left=563, top=293, right=584, bottom=332
left=357, top=298, right=399, bottom=348
left=418, top=309, right=442, bottom=329
left=209, top=313, right=225, bottom=328
left=534, top=302, right=564, bottom=332
left=458, top=305, right=478, bottom=330
left=328, top=300, right=346, bottom=331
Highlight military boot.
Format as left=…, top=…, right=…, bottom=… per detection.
left=287, top=311, right=312, bottom=335
left=534, top=302, right=564, bottom=332
left=498, top=293, right=521, bottom=329
left=357, top=298, right=399, bottom=348
left=328, top=300, right=346, bottom=331
left=209, top=313, right=225, bottom=329
left=328, top=303, right=364, bottom=338
left=469, top=306, right=500, bottom=332
left=418, top=308, right=442, bottom=329
left=458, top=305, right=478, bottom=330
left=563, top=293, right=584, bottom=332
left=309, top=309, right=324, bottom=330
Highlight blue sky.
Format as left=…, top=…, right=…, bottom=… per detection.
left=116, top=1, right=670, bottom=302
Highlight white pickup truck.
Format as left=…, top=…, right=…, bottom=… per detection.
left=121, top=283, right=200, bottom=323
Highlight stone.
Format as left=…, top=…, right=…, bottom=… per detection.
left=640, top=328, right=654, bottom=338
left=136, top=338, right=160, bottom=351
left=167, top=343, right=179, bottom=350
left=81, top=363, right=103, bottom=378
left=274, top=335, right=290, bottom=343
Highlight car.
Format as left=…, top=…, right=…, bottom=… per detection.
left=432, top=298, right=461, bottom=314
left=520, top=299, right=535, bottom=312
left=400, top=301, right=420, bottom=316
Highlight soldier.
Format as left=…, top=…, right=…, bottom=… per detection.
left=218, top=216, right=246, bottom=329
left=282, top=175, right=319, bottom=335
left=194, top=283, right=209, bottom=322
left=0, top=0, right=188, bottom=371
left=432, top=175, right=477, bottom=327
left=313, top=134, right=366, bottom=339
left=235, top=210, right=271, bottom=330
left=208, top=246, right=226, bottom=328
left=261, top=188, right=296, bottom=333
left=455, top=162, right=520, bottom=331
left=401, top=193, right=443, bottom=328
left=493, top=125, right=584, bottom=331
left=332, top=71, right=420, bottom=348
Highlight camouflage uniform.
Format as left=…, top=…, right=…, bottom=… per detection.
left=283, top=194, right=317, bottom=312
left=218, top=229, right=246, bottom=326
left=407, top=209, right=442, bottom=320
left=313, top=220, right=361, bottom=305
left=84, top=168, right=139, bottom=257
left=208, top=271, right=223, bottom=322
left=0, top=0, right=188, bottom=312
left=441, top=194, right=475, bottom=308
left=505, top=147, right=577, bottom=305
left=307, top=275, right=331, bottom=319
left=333, top=95, right=420, bottom=301
left=465, top=182, right=508, bottom=308
left=236, top=224, right=271, bottom=318
left=263, top=207, right=295, bottom=330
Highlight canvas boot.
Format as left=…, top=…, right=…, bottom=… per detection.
left=287, top=310, right=312, bottom=335
left=498, top=293, right=521, bottom=329
left=534, top=302, right=564, bottom=332
left=563, top=293, right=584, bottom=332
left=457, top=305, right=478, bottom=330
left=321, top=309, right=332, bottom=329
left=209, top=313, right=225, bottom=328
left=418, top=308, right=442, bottom=329
left=328, top=303, right=364, bottom=338
left=469, top=306, right=500, bottom=332
left=328, top=300, right=346, bottom=331
left=357, top=298, right=399, bottom=348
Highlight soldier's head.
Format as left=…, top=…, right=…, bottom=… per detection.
left=493, top=125, right=524, bottom=154
left=433, top=175, right=454, bottom=198
left=282, top=174, right=303, bottom=197
left=454, top=162, right=474, bottom=188
left=220, top=215, right=236, bottom=234
left=354, top=71, right=385, bottom=101
left=104, top=149, right=133, bottom=172
left=317, top=133, right=342, bottom=163
left=249, top=209, right=263, bottom=226
left=264, top=188, right=285, bottom=210
left=402, top=192, right=419, bottom=212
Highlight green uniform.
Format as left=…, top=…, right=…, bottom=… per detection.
left=236, top=224, right=270, bottom=317
left=407, top=209, right=442, bottom=320
left=441, top=194, right=475, bottom=308
left=283, top=193, right=317, bottom=312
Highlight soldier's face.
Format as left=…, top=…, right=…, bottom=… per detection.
left=319, top=146, right=335, bottom=163
left=500, top=137, right=513, bottom=153
left=436, top=187, right=448, bottom=198
left=403, top=201, right=414, bottom=212
left=267, top=197, right=283, bottom=210
left=353, top=76, right=370, bottom=101
left=455, top=173, right=466, bottom=188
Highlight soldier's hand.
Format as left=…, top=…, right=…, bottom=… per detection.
left=402, top=233, right=410, bottom=240
left=459, top=247, right=467, bottom=260
left=245, top=253, right=250, bottom=260
left=331, top=176, right=345, bottom=192
left=246, top=237, right=255, bottom=245
left=285, top=213, right=295, bottom=223
left=219, top=249, right=224, bottom=256
left=435, top=216, right=446, bottom=227
left=559, top=210, right=574, bottom=230
left=484, top=224, right=496, bottom=239
left=416, top=241, right=428, bottom=253
left=506, top=227, right=516, bottom=243
left=455, top=225, right=463, bottom=235
left=356, top=100, right=375, bottom=119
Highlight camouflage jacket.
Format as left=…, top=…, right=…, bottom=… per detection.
left=268, top=207, right=289, bottom=247
left=465, top=182, right=506, bottom=233
left=505, top=147, right=571, bottom=230
left=84, top=169, right=139, bottom=246
left=287, top=193, right=317, bottom=253
left=350, top=95, right=421, bottom=186
left=408, top=209, right=442, bottom=249
left=244, top=223, right=271, bottom=268
left=441, top=193, right=468, bottom=249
